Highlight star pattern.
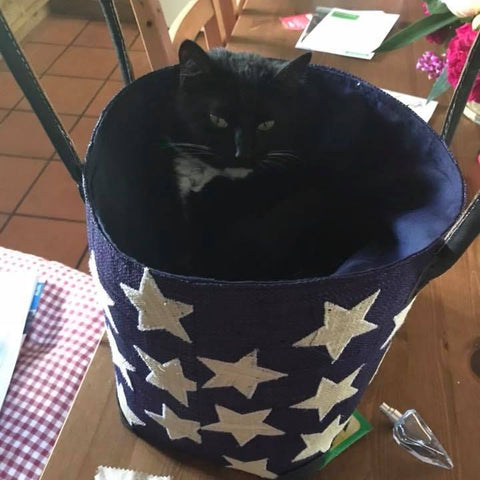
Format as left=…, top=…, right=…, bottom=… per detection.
left=292, top=415, right=349, bottom=462
left=381, top=299, right=415, bottom=349
left=89, top=251, right=118, bottom=333
left=121, top=268, right=194, bottom=343
left=292, top=366, right=362, bottom=421
left=294, top=291, right=379, bottom=362
left=198, top=350, right=287, bottom=399
left=146, top=405, right=202, bottom=444
left=135, top=346, right=196, bottom=406
left=202, top=405, right=284, bottom=446
left=116, top=381, right=145, bottom=426
left=95, top=243, right=412, bottom=477
left=106, top=325, right=135, bottom=390
left=224, top=456, right=278, bottom=479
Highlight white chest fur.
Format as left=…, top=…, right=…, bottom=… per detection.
left=174, top=156, right=252, bottom=201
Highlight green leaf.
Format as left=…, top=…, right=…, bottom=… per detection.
left=427, top=69, right=450, bottom=102
left=426, top=0, right=450, bottom=15
left=376, top=12, right=458, bottom=52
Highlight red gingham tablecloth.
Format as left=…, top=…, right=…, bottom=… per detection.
left=0, top=247, right=105, bottom=480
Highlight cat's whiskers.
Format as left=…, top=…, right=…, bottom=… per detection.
left=172, top=142, right=213, bottom=152
left=259, top=150, right=300, bottom=172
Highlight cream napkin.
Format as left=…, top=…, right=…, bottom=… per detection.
left=95, top=466, right=170, bottom=480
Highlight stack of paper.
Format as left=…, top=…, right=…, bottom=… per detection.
left=0, top=271, right=42, bottom=412
left=383, top=89, right=438, bottom=123
left=296, top=8, right=399, bottom=60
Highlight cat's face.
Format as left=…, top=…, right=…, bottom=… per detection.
left=176, top=41, right=311, bottom=169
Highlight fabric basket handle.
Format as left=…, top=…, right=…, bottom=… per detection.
left=413, top=33, right=480, bottom=292
left=0, top=2, right=478, bottom=287
left=0, top=9, right=84, bottom=197
left=0, top=0, right=133, bottom=199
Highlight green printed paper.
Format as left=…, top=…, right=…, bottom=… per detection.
left=319, top=411, right=372, bottom=469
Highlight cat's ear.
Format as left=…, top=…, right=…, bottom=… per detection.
left=274, top=52, right=312, bottom=88
left=178, top=40, right=212, bottom=78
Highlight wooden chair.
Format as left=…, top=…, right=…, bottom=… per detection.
left=129, top=0, right=238, bottom=72
left=232, top=0, right=247, bottom=16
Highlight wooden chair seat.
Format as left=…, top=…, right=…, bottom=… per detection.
left=129, top=0, right=242, bottom=72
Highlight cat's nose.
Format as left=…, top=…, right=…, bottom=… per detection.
left=234, top=130, right=253, bottom=164
left=235, top=148, right=247, bottom=161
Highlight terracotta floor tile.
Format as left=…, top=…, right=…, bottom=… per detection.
left=74, top=21, right=138, bottom=49
left=16, top=75, right=103, bottom=115
left=69, top=116, right=99, bottom=160
left=25, top=16, right=88, bottom=45
left=110, top=50, right=151, bottom=80
left=84, top=81, right=123, bottom=117
left=130, top=35, right=145, bottom=51
left=59, top=114, right=80, bottom=131
left=0, top=155, right=46, bottom=212
left=0, top=215, right=86, bottom=267
left=0, top=111, right=54, bottom=158
left=0, top=213, right=9, bottom=230
left=0, top=43, right=66, bottom=76
left=0, top=72, right=23, bottom=109
left=17, top=161, right=85, bottom=221
left=0, top=110, right=8, bottom=122
left=47, top=46, right=117, bottom=79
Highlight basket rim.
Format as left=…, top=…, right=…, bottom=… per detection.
left=83, top=63, right=465, bottom=288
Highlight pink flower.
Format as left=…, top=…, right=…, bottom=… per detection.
left=416, top=51, right=447, bottom=79
left=446, top=23, right=480, bottom=101
left=421, top=2, right=430, bottom=15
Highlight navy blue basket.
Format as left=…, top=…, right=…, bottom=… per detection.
left=2, top=5, right=478, bottom=477
left=82, top=65, right=463, bottom=478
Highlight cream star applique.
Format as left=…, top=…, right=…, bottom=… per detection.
left=116, top=381, right=145, bottom=426
left=89, top=251, right=118, bottom=333
left=381, top=299, right=415, bottom=350
left=292, top=367, right=362, bottom=421
left=202, top=405, right=284, bottom=446
left=294, top=291, right=380, bottom=362
left=134, top=346, right=196, bottom=407
left=146, top=405, right=201, bottom=444
left=198, top=350, right=287, bottom=399
left=292, top=415, right=349, bottom=462
left=121, top=268, right=193, bottom=343
left=106, top=325, right=135, bottom=390
left=95, top=466, right=170, bottom=480
left=224, top=456, right=277, bottom=479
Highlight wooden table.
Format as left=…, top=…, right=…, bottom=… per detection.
left=40, top=1, right=480, bottom=479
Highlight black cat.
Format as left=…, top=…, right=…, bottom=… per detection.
left=146, top=41, right=433, bottom=281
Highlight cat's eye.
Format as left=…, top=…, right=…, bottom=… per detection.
left=210, top=114, right=229, bottom=128
left=257, top=120, right=275, bottom=131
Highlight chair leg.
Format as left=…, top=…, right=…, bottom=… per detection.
left=203, top=14, right=222, bottom=50
left=212, top=0, right=236, bottom=44
left=129, top=0, right=177, bottom=70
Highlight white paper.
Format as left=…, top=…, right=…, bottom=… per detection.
left=296, top=8, right=399, bottom=59
left=0, top=271, right=38, bottom=411
left=95, top=466, right=170, bottom=480
left=383, top=89, right=438, bottom=123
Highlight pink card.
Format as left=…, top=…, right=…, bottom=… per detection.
left=280, top=13, right=312, bottom=31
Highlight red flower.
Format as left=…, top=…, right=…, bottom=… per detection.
left=426, top=29, right=450, bottom=44
left=446, top=23, right=480, bottom=101
left=422, top=2, right=450, bottom=44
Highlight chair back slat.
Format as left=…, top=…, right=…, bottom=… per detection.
left=129, top=0, right=176, bottom=70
